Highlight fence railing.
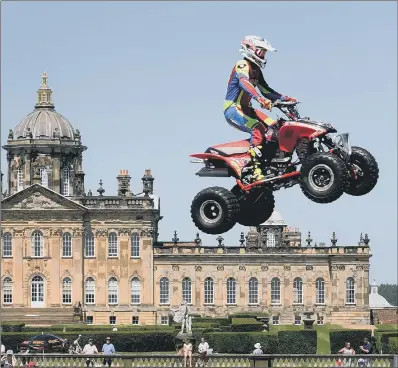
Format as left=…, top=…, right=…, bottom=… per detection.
left=12, top=353, right=397, bottom=367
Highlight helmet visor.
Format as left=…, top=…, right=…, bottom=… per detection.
left=255, top=48, right=267, bottom=59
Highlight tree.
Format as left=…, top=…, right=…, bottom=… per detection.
left=378, top=284, right=398, bottom=306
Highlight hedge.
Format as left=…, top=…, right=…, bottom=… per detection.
left=0, top=331, right=175, bottom=353
left=192, top=317, right=230, bottom=326
left=380, top=331, right=398, bottom=353
left=1, top=323, right=25, bottom=332
left=278, top=330, right=317, bottom=354
left=387, top=337, right=398, bottom=354
left=229, top=318, right=263, bottom=332
left=329, top=330, right=371, bottom=353
left=227, top=313, right=268, bottom=323
left=203, top=332, right=278, bottom=354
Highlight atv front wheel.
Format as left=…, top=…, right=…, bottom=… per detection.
left=231, top=185, right=275, bottom=226
left=345, top=146, right=379, bottom=196
left=191, top=186, right=239, bottom=235
left=300, top=152, right=349, bottom=204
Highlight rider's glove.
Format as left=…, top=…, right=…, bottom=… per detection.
left=255, top=96, right=272, bottom=111
left=280, top=95, right=297, bottom=102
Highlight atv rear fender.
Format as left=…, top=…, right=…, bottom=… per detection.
left=190, top=153, right=239, bottom=178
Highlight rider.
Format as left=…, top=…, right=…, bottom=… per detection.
left=224, top=35, right=296, bottom=181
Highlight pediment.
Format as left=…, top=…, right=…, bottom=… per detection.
left=1, top=184, right=87, bottom=211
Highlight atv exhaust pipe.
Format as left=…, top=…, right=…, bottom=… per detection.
left=196, top=167, right=230, bottom=177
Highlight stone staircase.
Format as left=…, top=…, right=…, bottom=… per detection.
left=0, top=307, right=77, bottom=325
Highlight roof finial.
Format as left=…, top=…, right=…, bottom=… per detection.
left=35, top=72, right=54, bottom=109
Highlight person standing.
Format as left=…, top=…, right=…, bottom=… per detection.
left=359, top=338, right=373, bottom=367
left=102, top=337, right=115, bottom=367
left=198, top=338, right=209, bottom=367
left=82, top=339, right=98, bottom=367
left=338, top=342, right=355, bottom=367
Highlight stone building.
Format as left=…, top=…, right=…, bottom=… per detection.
left=369, top=280, right=398, bottom=325
left=1, top=73, right=372, bottom=326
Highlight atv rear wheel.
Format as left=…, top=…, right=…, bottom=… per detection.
left=191, top=186, right=239, bottom=235
left=300, top=152, right=349, bottom=203
left=345, top=146, right=379, bottom=196
left=231, top=185, right=275, bottom=226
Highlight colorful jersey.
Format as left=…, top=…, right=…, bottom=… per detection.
left=224, top=59, right=282, bottom=113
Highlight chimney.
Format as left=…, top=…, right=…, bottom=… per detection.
left=117, top=169, right=132, bottom=196
left=142, top=169, right=154, bottom=196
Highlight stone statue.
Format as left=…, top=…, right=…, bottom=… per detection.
left=170, top=300, right=192, bottom=335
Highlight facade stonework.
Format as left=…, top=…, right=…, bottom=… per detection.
left=1, top=73, right=372, bottom=326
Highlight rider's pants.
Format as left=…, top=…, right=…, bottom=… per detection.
left=224, top=104, right=276, bottom=146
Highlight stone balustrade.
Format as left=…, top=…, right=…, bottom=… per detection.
left=13, top=353, right=397, bottom=367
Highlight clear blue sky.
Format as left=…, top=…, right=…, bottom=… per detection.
left=2, top=2, right=397, bottom=283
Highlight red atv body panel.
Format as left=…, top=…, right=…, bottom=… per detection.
left=278, top=122, right=327, bottom=152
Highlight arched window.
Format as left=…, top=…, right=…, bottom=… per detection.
left=226, top=277, right=236, bottom=305
left=40, top=168, right=49, bottom=188
left=267, top=232, right=276, bottom=247
left=131, top=277, right=141, bottom=304
left=159, top=277, right=170, bottom=304
left=85, top=277, right=95, bottom=304
left=182, top=277, right=192, bottom=304
left=131, top=233, right=140, bottom=258
left=249, top=277, right=259, bottom=304
left=271, top=277, right=281, bottom=304
left=316, top=278, right=325, bottom=304
left=293, top=277, right=303, bottom=304
left=204, top=277, right=214, bottom=304
left=31, top=231, right=43, bottom=257
left=108, top=232, right=118, bottom=257
left=346, top=277, right=355, bottom=304
left=17, top=168, right=24, bottom=192
left=108, top=277, right=118, bottom=305
left=2, top=232, right=12, bottom=257
left=62, top=232, right=72, bottom=258
left=84, top=232, right=95, bottom=257
left=61, top=167, right=70, bottom=196
left=3, top=277, right=13, bottom=304
left=62, top=277, right=72, bottom=305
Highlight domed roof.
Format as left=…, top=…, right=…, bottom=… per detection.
left=369, top=280, right=396, bottom=309
left=13, top=73, right=76, bottom=140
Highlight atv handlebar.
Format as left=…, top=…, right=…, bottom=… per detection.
left=272, top=99, right=301, bottom=120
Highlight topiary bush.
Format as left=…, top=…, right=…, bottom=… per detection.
left=387, top=337, right=398, bottom=354
left=1, top=331, right=176, bottom=353
left=329, top=330, right=371, bottom=354
left=380, top=332, right=398, bottom=353
left=278, top=330, right=317, bottom=354
left=203, top=332, right=278, bottom=354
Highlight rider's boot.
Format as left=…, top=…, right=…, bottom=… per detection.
left=248, top=145, right=265, bottom=181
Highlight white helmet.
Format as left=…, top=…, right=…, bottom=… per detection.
left=239, top=35, right=277, bottom=68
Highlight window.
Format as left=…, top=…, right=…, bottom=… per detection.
left=40, top=168, right=50, bottom=188
left=2, top=232, right=12, bottom=257
left=159, top=277, right=170, bottom=304
left=62, top=277, right=72, bottom=305
left=31, top=231, right=43, bottom=257
left=161, top=316, right=169, bottom=325
left=131, top=233, right=140, bottom=258
left=294, top=315, right=301, bottom=325
left=267, top=232, right=276, bottom=247
left=248, top=277, right=259, bottom=304
left=204, top=277, right=214, bottom=304
left=3, top=277, right=13, bottom=304
left=346, top=277, right=355, bottom=304
left=182, top=277, right=192, bottom=304
left=131, top=277, right=141, bottom=304
left=62, top=233, right=72, bottom=258
left=108, top=232, right=118, bottom=257
left=317, top=315, right=324, bottom=325
left=85, top=277, right=95, bottom=304
left=271, top=277, right=281, bottom=304
left=272, top=315, right=280, bottom=325
left=109, top=316, right=116, bottom=325
left=316, top=278, right=325, bottom=304
left=17, top=168, right=24, bottom=192
left=293, top=277, right=303, bottom=304
left=61, top=167, right=70, bottom=196
left=132, top=316, right=139, bottom=325
left=84, top=232, right=95, bottom=257
left=108, top=277, right=118, bottom=305
left=226, top=277, right=236, bottom=305
left=86, top=316, right=93, bottom=325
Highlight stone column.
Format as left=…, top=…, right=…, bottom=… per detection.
left=52, top=155, right=61, bottom=193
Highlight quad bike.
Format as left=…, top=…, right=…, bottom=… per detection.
left=190, top=100, right=379, bottom=235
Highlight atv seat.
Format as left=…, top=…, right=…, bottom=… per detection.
left=207, top=139, right=251, bottom=156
